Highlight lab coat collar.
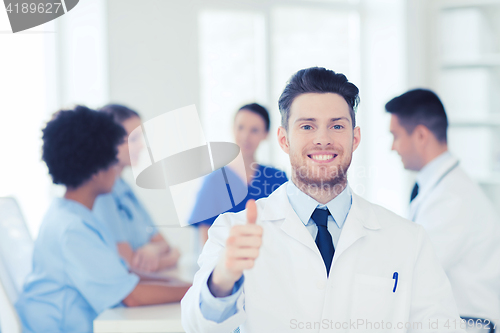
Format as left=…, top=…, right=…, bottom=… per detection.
left=259, top=182, right=381, bottom=257
left=410, top=153, right=459, bottom=217
left=334, top=192, right=381, bottom=261
left=416, top=151, right=453, bottom=195
left=286, top=179, right=352, bottom=229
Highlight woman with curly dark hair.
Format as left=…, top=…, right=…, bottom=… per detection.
left=15, top=106, right=190, bottom=333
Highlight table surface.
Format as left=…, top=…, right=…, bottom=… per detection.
left=94, top=303, right=184, bottom=333
left=94, top=256, right=198, bottom=333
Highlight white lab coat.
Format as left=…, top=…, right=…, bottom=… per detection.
left=182, top=183, right=465, bottom=333
left=410, top=154, right=500, bottom=321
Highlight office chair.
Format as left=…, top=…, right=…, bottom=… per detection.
left=461, top=317, right=495, bottom=333
left=0, top=197, right=34, bottom=333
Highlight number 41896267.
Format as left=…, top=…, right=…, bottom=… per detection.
left=5, top=2, right=62, bottom=14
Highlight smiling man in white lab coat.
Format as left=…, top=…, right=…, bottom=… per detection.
left=386, top=88, right=500, bottom=323
left=181, top=68, right=465, bottom=332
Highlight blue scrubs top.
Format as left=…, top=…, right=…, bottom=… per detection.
left=15, top=198, right=139, bottom=333
left=93, top=178, right=157, bottom=250
left=191, top=164, right=288, bottom=226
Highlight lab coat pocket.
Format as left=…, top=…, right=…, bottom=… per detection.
left=350, top=273, right=404, bottom=325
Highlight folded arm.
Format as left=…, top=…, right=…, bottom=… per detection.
left=117, top=233, right=180, bottom=273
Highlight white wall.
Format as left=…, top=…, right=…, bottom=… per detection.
left=356, top=0, right=409, bottom=216
left=57, top=0, right=109, bottom=108
left=106, top=0, right=201, bottom=256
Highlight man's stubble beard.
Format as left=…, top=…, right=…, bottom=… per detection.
left=290, top=146, right=352, bottom=194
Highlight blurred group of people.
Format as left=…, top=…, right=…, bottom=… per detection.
left=14, top=99, right=288, bottom=332
left=11, top=67, right=500, bottom=333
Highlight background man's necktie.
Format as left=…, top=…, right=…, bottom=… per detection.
left=410, top=183, right=419, bottom=203
left=312, top=208, right=334, bottom=277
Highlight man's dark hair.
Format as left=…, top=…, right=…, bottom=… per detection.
left=42, top=105, right=126, bottom=188
left=385, top=88, right=448, bottom=143
left=278, top=67, right=360, bottom=130
left=99, top=103, right=140, bottom=124
left=237, top=103, right=270, bottom=132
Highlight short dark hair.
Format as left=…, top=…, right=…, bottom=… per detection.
left=42, top=105, right=126, bottom=188
left=237, top=103, right=270, bottom=132
left=385, top=89, right=448, bottom=143
left=278, top=67, right=360, bottom=130
left=99, top=103, right=140, bottom=124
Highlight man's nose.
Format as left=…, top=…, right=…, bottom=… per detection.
left=313, top=128, right=332, bottom=146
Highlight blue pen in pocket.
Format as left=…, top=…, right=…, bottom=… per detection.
left=393, top=272, right=398, bottom=292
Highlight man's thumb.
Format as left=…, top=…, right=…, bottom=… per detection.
left=246, top=199, right=257, bottom=224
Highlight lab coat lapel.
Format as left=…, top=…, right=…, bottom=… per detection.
left=259, top=184, right=382, bottom=265
left=409, top=155, right=459, bottom=221
left=333, top=193, right=380, bottom=263
left=259, top=183, right=320, bottom=254
left=281, top=205, right=319, bottom=254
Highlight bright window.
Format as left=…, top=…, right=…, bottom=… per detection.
left=0, top=13, right=57, bottom=237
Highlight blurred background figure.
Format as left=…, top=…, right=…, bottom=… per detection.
left=190, top=103, right=288, bottom=246
left=386, top=89, right=500, bottom=322
left=93, top=104, right=180, bottom=273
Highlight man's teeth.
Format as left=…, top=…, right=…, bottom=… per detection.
left=310, top=154, right=334, bottom=161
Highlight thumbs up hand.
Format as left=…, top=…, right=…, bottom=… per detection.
left=208, top=200, right=263, bottom=297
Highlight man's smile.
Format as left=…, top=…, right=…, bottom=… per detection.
left=307, top=152, right=338, bottom=163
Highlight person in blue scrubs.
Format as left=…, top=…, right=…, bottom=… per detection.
left=93, top=104, right=180, bottom=273
left=15, top=106, right=190, bottom=333
left=191, top=103, right=288, bottom=245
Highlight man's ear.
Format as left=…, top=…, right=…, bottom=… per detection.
left=352, top=126, right=361, bottom=152
left=413, top=124, right=430, bottom=145
left=277, top=126, right=290, bottom=154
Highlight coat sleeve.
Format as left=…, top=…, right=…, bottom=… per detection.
left=408, top=225, right=466, bottom=333
left=181, top=213, right=247, bottom=333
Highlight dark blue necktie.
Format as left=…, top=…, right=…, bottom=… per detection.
left=410, top=183, right=419, bottom=203
left=312, top=208, right=334, bottom=277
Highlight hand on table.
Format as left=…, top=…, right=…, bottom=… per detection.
left=132, top=243, right=162, bottom=272
left=162, top=247, right=180, bottom=268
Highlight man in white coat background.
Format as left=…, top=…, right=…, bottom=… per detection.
left=181, top=67, right=466, bottom=332
left=386, top=89, right=500, bottom=323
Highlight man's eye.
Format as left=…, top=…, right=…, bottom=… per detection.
left=301, top=125, right=313, bottom=130
left=333, top=125, right=344, bottom=130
